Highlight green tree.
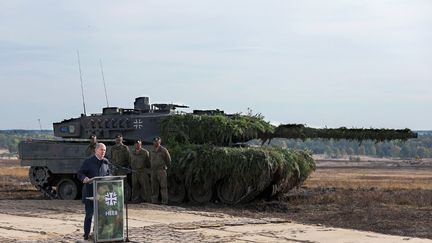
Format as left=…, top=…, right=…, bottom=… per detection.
left=358, top=145, right=366, bottom=155
left=416, top=146, right=427, bottom=158
left=368, top=145, right=377, bottom=156
left=391, top=145, right=401, bottom=157
left=346, top=147, right=354, bottom=155
left=400, top=145, right=411, bottom=159
left=375, top=144, right=384, bottom=157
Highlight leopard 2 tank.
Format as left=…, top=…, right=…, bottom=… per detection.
left=18, top=96, right=417, bottom=203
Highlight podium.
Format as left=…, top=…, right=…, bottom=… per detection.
left=92, top=176, right=126, bottom=242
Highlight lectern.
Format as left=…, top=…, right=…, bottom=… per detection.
left=92, top=176, right=126, bottom=242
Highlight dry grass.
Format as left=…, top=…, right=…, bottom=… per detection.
left=0, top=166, right=29, bottom=177
left=0, top=159, right=36, bottom=199
left=200, top=165, right=432, bottom=239
left=282, top=166, right=432, bottom=239
left=0, top=159, right=29, bottom=180
left=305, top=167, right=432, bottom=190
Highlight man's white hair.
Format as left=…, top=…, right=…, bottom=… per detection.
left=95, top=143, right=106, bottom=150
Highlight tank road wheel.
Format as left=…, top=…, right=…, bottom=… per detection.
left=187, top=181, right=213, bottom=204
left=57, top=178, right=80, bottom=200
left=29, top=166, right=50, bottom=187
left=216, top=178, right=251, bottom=205
left=168, top=175, right=186, bottom=203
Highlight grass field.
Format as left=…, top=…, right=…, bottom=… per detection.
left=195, top=161, right=432, bottom=239
left=0, top=159, right=39, bottom=199
left=306, top=167, right=432, bottom=190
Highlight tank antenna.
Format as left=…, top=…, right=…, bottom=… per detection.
left=99, top=58, right=109, bottom=107
left=76, top=50, right=87, bottom=115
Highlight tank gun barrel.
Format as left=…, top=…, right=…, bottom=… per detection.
left=268, top=124, right=418, bottom=142
left=161, top=114, right=418, bottom=146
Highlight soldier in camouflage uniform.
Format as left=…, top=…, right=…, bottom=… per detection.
left=129, top=140, right=151, bottom=202
left=85, top=135, right=97, bottom=157
left=109, top=134, right=130, bottom=176
left=150, top=136, right=171, bottom=204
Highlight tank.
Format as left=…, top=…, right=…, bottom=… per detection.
left=18, top=97, right=417, bottom=203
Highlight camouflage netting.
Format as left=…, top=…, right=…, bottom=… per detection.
left=161, top=114, right=417, bottom=146
left=166, top=145, right=315, bottom=204
left=160, top=114, right=274, bottom=146
left=161, top=114, right=416, bottom=204
left=271, top=124, right=417, bottom=142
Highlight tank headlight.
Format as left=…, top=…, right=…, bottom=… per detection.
left=60, top=125, right=76, bottom=134
left=69, top=125, right=75, bottom=133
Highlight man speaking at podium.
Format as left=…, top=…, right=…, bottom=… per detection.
left=77, top=143, right=111, bottom=240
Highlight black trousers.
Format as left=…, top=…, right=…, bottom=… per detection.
left=84, top=199, right=94, bottom=236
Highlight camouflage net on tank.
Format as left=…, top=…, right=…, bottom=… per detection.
left=161, top=114, right=415, bottom=204
left=160, top=114, right=274, bottom=146
left=271, top=124, right=417, bottom=142
left=161, top=114, right=417, bottom=145
left=166, top=145, right=315, bottom=204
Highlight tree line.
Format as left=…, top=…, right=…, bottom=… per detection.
left=264, top=134, right=432, bottom=159
left=0, top=130, right=53, bottom=154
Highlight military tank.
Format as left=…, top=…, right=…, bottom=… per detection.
left=18, top=97, right=417, bottom=203
left=18, top=97, right=187, bottom=200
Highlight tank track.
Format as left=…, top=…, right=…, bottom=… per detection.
left=29, top=166, right=58, bottom=199
left=36, top=185, right=58, bottom=199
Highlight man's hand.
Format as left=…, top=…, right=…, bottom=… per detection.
left=83, top=177, right=91, bottom=184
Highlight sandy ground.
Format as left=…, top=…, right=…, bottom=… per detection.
left=1, top=158, right=432, bottom=242
left=0, top=200, right=431, bottom=243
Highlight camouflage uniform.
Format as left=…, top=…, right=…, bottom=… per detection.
left=85, top=142, right=96, bottom=157
left=85, top=135, right=97, bottom=157
left=109, top=143, right=130, bottom=175
left=130, top=148, right=151, bottom=202
left=150, top=146, right=171, bottom=204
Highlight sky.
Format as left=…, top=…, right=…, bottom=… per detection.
left=0, top=0, right=431, bottom=130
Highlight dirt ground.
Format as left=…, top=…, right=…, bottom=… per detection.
left=1, top=158, right=431, bottom=242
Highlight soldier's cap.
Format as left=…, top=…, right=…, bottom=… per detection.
left=115, top=134, right=123, bottom=138
left=135, top=139, right=142, bottom=144
left=153, top=136, right=161, bottom=141
left=89, top=134, right=97, bottom=139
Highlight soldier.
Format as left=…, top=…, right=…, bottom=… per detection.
left=129, top=140, right=151, bottom=203
left=150, top=136, right=171, bottom=204
left=109, top=134, right=130, bottom=176
left=85, top=135, right=97, bottom=157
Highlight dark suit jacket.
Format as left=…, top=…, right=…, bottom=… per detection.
left=77, top=155, right=111, bottom=202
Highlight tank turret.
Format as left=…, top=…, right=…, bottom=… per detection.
left=134, top=97, right=150, bottom=112
left=53, top=96, right=187, bottom=143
